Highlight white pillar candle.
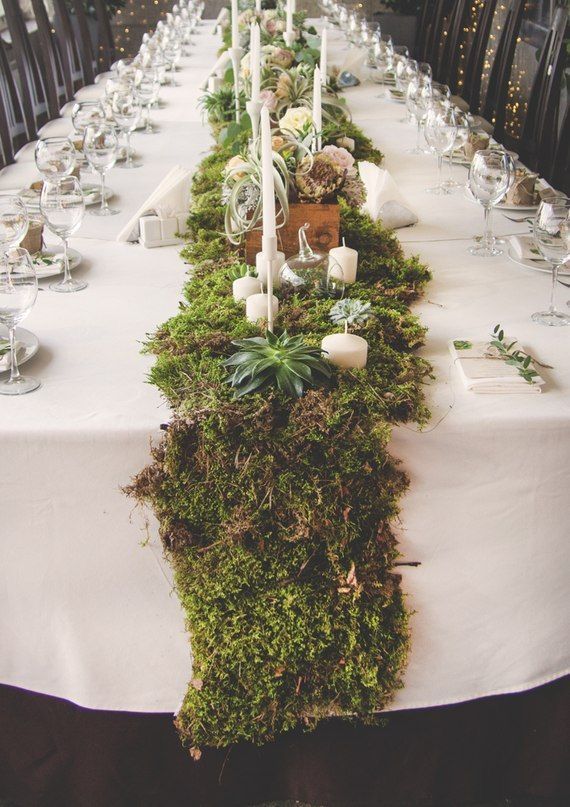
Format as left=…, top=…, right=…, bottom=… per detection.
left=233, top=275, right=262, bottom=302
left=231, top=0, right=239, bottom=49
left=312, top=66, right=322, bottom=146
left=320, top=27, right=327, bottom=84
left=321, top=333, right=368, bottom=369
left=260, top=106, right=276, bottom=240
left=328, top=238, right=358, bottom=283
left=256, top=249, right=284, bottom=289
left=250, top=23, right=261, bottom=102
left=246, top=293, right=279, bottom=324
left=286, top=0, right=293, bottom=39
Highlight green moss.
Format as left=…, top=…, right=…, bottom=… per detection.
left=128, top=66, right=431, bottom=755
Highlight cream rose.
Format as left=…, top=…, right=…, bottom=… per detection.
left=322, top=145, right=356, bottom=173
left=279, top=106, right=313, bottom=136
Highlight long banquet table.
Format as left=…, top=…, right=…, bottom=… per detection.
left=1, top=17, right=570, bottom=805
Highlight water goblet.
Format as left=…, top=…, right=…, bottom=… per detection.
left=0, top=196, right=29, bottom=252
left=111, top=92, right=142, bottom=168
left=162, top=36, right=182, bottom=85
left=40, top=177, right=86, bottom=293
left=71, top=101, right=106, bottom=137
left=35, top=137, right=77, bottom=181
left=443, top=108, right=470, bottom=190
left=424, top=103, right=457, bottom=194
left=531, top=197, right=570, bottom=326
left=468, top=149, right=511, bottom=257
left=134, top=68, right=160, bottom=133
left=83, top=123, right=119, bottom=217
left=406, top=78, right=431, bottom=154
left=0, top=247, right=39, bottom=395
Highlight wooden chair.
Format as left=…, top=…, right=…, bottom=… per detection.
left=480, top=0, right=525, bottom=126
left=1, top=0, right=50, bottom=138
left=548, top=103, right=569, bottom=195
left=69, top=0, right=97, bottom=85
left=92, top=0, right=116, bottom=72
left=0, top=37, right=28, bottom=165
left=461, top=0, right=500, bottom=110
left=414, top=0, right=433, bottom=63
left=30, top=0, right=70, bottom=111
left=52, top=0, right=89, bottom=94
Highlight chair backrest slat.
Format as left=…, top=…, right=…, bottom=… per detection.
left=92, top=0, right=116, bottom=72
left=69, top=0, right=97, bottom=85
left=0, top=37, right=28, bottom=165
left=30, top=0, right=69, bottom=112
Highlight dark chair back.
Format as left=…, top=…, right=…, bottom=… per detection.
left=414, top=0, right=432, bottom=62
left=92, top=0, right=116, bottom=72
left=462, top=0, right=499, bottom=110
left=548, top=103, right=569, bottom=196
left=52, top=0, right=87, bottom=94
left=30, top=0, right=70, bottom=111
left=0, top=37, right=28, bottom=165
left=69, top=0, right=97, bottom=85
left=1, top=0, right=49, bottom=137
left=481, top=0, right=525, bottom=126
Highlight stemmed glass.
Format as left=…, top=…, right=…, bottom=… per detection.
left=0, top=248, right=39, bottom=395
left=406, top=78, right=431, bottom=154
left=162, top=35, right=182, bottom=85
left=71, top=101, right=106, bottom=137
left=111, top=92, right=142, bottom=168
left=468, top=149, right=511, bottom=257
left=531, top=197, right=570, bottom=326
left=424, top=103, right=457, bottom=194
left=40, top=177, right=86, bottom=293
left=134, top=67, right=160, bottom=133
left=443, top=108, right=470, bottom=191
left=83, top=123, right=119, bottom=216
left=35, top=137, right=76, bottom=181
left=0, top=196, right=28, bottom=253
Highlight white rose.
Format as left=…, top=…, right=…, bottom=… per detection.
left=280, top=106, right=313, bottom=136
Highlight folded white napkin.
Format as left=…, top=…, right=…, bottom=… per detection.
left=358, top=161, right=418, bottom=229
left=509, top=235, right=546, bottom=262
left=200, top=50, right=232, bottom=91
left=449, top=339, right=544, bottom=394
left=116, top=165, right=192, bottom=242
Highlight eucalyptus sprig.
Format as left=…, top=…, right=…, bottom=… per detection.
left=224, top=330, right=331, bottom=398
left=329, top=298, right=372, bottom=333
left=489, top=324, right=545, bottom=384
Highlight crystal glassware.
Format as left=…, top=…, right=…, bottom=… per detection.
left=531, top=197, right=570, bottom=326
left=35, top=137, right=77, bottom=181
left=83, top=123, right=119, bottom=216
left=111, top=91, right=142, bottom=167
left=468, top=149, right=511, bottom=257
left=71, top=101, right=106, bottom=137
left=0, top=196, right=29, bottom=252
left=443, top=108, right=470, bottom=190
left=134, top=67, right=160, bottom=134
left=424, top=102, right=457, bottom=194
left=40, top=176, right=86, bottom=292
left=0, top=247, right=39, bottom=395
left=406, top=78, right=431, bottom=154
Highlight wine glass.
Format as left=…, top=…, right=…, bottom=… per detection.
left=531, top=197, right=570, bottom=326
left=424, top=102, right=457, bottom=194
left=443, top=108, right=470, bottom=191
left=83, top=123, right=119, bottom=217
left=71, top=101, right=106, bottom=136
left=40, top=177, right=86, bottom=293
left=111, top=91, right=142, bottom=168
left=162, top=35, right=182, bottom=86
left=406, top=78, right=431, bottom=154
left=0, top=247, right=39, bottom=395
left=35, top=137, right=77, bottom=181
left=134, top=67, right=160, bottom=133
left=468, top=149, right=511, bottom=257
left=0, top=196, right=29, bottom=252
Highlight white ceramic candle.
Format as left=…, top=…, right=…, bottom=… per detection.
left=312, top=66, right=322, bottom=145
left=260, top=106, right=276, bottom=240
left=250, top=23, right=260, bottom=102
left=231, top=0, right=239, bottom=49
left=320, top=27, right=327, bottom=84
left=256, top=249, right=284, bottom=289
left=286, top=0, right=293, bottom=40
left=246, top=293, right=279, bottom=324
left=328, top=238, right=358, bottom=284
left=321, top=333, right=368, bottom=369
left=233, top=275, right=262, bottom=302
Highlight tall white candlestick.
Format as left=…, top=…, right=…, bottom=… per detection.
left=313, top=66, right=322, bottom=150
left=286, top=0, right=293, bottom=38
left=250, top=23, right=260, bottom=102
left=255, top=0, right=261, bottom=11
left=320, top=28, right=327, bottom=84
left=231, top=0, right=239, bottom=49
left=260, top=106, right=276, bottom=240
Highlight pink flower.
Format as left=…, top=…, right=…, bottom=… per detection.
left=322, top=145, right=355, bottom=173
left=259, top=89, right=277, bottom=112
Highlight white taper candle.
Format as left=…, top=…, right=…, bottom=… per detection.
left=260, top=105, right=276, bottom=240
left=320, top=27, right=327, bottom=84
left=250, top=23, right=260, bottom=102
left=313, top=66, right=322, bottom=148
left=231, top=0, right=239, bottom=49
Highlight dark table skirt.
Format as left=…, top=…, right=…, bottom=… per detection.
left=1, top=677, right=569, bottom=807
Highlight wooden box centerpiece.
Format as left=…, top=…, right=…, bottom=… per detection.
left=244, top=203, right=340, bottom=265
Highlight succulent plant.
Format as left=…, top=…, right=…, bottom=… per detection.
left=224, top=330, right=332, bottom=398
left=295, top=153, right=346, bottom=203
left=227, top=262, right=256, bottom=281
left=329, top=299, right=372, bottom=332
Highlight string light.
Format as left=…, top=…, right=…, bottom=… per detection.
left=113, top=0, right=168, bottom=56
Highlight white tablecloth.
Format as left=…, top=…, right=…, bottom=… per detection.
left=0, top=21, right=569, bottom=713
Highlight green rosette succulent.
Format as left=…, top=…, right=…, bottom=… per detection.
left=224, top=330, right=332, bottom=398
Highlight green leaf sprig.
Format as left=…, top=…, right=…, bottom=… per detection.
left=224, top=330, right=331, bottom=398
left=489, top=324, right=541, bottom=384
